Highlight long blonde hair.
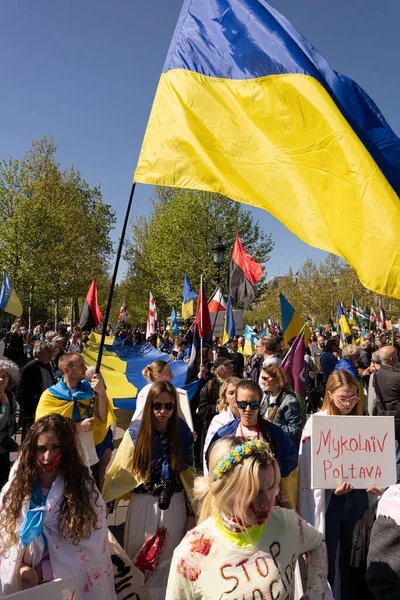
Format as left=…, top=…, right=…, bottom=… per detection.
left=321, top=370, right=362, bottom=415
left=217, top=377, right=240, bottom=413
left=194, top=437, right=280, bottom=524
left=142, top=360, right=170, bottom=382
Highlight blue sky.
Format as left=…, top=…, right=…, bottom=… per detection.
left=1, top=0, right=398, bottom=282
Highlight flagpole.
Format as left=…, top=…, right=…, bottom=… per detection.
left=200, top=275, right=204, bottom=367
left=95, top=182, right=136, bottom=373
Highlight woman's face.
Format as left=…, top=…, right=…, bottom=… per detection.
left=225, top=383, right=238, bottom=416
left=246, top=464, right=278, bottom=525
left=260, top=372, right=280, bottom=394
left=0, top=369, right=10, bottom=392
left=156, top=366, right=173, bottom=382
left=329, top=384, right=359, bottom=415
left=35, top=431, right=62, bottom=475
left=152, top=391, right=175, bottom=427
left=236, top=388, right=260, bottom=427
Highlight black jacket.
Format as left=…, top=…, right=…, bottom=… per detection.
left=16, top=359, right=55, bottom=417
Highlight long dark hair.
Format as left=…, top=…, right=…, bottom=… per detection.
left=0, top=414, right=100, bottom=550
left=131, top=380, right=183, bottom=481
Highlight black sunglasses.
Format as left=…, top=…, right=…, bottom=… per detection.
left=236, top=400, right=261, bottom=410
left=153, top=402, right=174, bottom=411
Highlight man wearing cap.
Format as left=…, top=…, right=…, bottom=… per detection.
left=198, top=357, right=233, bottom=433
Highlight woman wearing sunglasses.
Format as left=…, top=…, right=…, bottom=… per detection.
left=202, top=376, right=240, bottom=474
left=298, top=370, right=383, bottom=600
left=205, top=379, right=298, bottom=507
left=260, top=364, right=304, bottom=448
left=166, top=436, right=329, bottom=599
left=103, top=380, right=196, bottom=600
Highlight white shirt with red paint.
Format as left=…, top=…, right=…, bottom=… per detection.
left=166, top=506, right=327, bottom=599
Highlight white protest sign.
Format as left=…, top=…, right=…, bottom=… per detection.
left=176, top=387, right=194, bottom=431
left=6, top=575, right=78, bottom=600
left=311, top=415, right=396, bottom=489
left=210, top=310, right=244, bottom=337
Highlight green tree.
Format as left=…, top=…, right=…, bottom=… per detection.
left=0, top=137, right=116, bottom=324
left=123, top=187, right=274, bottom=321
left=248, top=253, right=400, bottom=327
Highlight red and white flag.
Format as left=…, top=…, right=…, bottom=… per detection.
left=208, top=287, right=226, bottom=312
left=146, top=292, right=157, bottom=339
left=379, top=305, right=387, bottom=330
left=117, top=301, right=128, bottom=325
left=370, top=307, right=380, bottom=328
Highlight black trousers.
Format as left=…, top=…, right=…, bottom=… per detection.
left=0, top=452, right=11, bottom=490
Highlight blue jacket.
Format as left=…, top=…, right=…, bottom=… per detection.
left=334, top=357, right=360, bottom=381
left=129, top=417, right=194, bottom=480
left=206, top=417, right=298, bottom=477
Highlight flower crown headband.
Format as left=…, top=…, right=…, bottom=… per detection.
left=213, top=440, right=272, bottom=481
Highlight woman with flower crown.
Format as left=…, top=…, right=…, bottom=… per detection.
left=166, top=436, right=330, bottom=599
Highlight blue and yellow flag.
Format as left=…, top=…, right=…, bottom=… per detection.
left=181, top=273, right=197, bottom=320
left=135, top=0, right=400, bottom=299
left=0, top=271, right=23, bottom=317
left=221, top=293, right=235, bottom=346
left=244, top=324, right=257, bottom=357
left=280, top=293, right=304, bottom=349
left=337, top=301, right=352, bottom=346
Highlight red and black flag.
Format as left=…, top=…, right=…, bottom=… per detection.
left=228, top=235, right=264, bottom=309
left=79, top=279, right=103, bottom=331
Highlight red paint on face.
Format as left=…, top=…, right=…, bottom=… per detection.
left=177, top=558, right=201, bottom=581
left=249, top=502, right=272, bottom=525
left=134, top=527, right=168, bottom=576
left=35, top=451, right=62, bottom=473
left=190, top=532, right=212, bottom=556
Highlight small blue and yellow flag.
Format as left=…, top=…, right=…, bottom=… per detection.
left=244, top=324, right=257, bottom=357
left=337, top=301, right=352, bottom=345
left=221, top=293, right=235, bottom=346
left=0, top=271, right=23, bottom=317
left=280, top=293, right=304, bottom=349
left=182, top=273, right=197, bottom=320
left=135, top=0, right=400, bottom=299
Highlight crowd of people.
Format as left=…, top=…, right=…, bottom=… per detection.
left=1, top=315, right=400, bottom=598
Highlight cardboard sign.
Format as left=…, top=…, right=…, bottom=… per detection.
left=209, top=310, right=244, bottom=337
left=6, top=575, right=78, bottom=599
left=311, top=415, right=396, bottom=489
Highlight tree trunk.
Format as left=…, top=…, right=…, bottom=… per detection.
left=55, top=298, right=59, bottom=332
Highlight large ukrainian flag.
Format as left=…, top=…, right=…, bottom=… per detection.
left=135, top=0, right=400, bottom=298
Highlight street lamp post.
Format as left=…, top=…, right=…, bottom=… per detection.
left=212, top=236, right=227, bottom=287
